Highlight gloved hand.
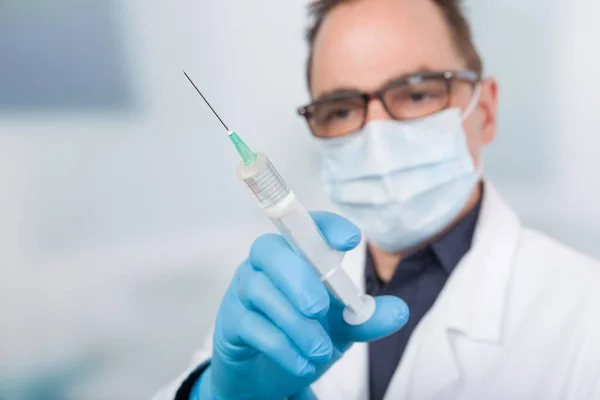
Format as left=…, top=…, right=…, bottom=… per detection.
left=193, top=212, right=409, bottom=400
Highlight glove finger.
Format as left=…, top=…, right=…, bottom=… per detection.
left=238, top=266, right=334, bottom=363
left=333, top=295, right=410, bottom=347
left=249, top=234, right=330, bottom=319
left=310, top=211, right=362, bottom=251
left=237, top=311, right=317, bottom=377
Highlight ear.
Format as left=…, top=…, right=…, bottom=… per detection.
left=478, top=77, right=499, bottom=144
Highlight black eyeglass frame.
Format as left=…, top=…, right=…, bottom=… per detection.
left=297, top=69, right=480, bottom=137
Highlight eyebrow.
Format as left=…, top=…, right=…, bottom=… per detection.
left=314, top=65, right=436, bottom=102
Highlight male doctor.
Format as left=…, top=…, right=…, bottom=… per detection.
left=156, top=0, right=600, bottom=399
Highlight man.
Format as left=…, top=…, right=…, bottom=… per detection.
left=155, top=0, right=600, bottom=399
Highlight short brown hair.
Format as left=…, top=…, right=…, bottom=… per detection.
left=305, top=0, right=483, bottom=87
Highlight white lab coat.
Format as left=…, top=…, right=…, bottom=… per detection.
left=154, top=183, right=600, bottom=400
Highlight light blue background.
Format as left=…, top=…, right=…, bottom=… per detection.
left=0, top=0, right=133, bottom=112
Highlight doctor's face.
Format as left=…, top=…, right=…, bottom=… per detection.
left=308, top=0, right=498, bottom=168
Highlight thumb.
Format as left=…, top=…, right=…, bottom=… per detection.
left=340, top=296, right=409, bottom=343
left=310, top=211, right=362, bottom=252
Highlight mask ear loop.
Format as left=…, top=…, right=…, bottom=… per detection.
left=461, top=84, right=485, bottom=176
left=476, top=157, right=484, bottom=176
left=461, top=84, right=481, bottom=120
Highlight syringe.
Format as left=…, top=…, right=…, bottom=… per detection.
left=184, top=71, right=376, bottom=325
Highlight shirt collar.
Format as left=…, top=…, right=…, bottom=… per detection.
left=431, top=193, right=482, bottom=274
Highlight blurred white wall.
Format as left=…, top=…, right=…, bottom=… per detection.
left=469, top=0, right=600, bottom=258
left=1, top=0, right=599, bottom=399
left=1, top=1, right=314, bottom=398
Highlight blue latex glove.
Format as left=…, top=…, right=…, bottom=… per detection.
left=192, top=212, right=409, bottom=400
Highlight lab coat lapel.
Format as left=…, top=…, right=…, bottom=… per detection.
left=444, top=182, right=520, bottom=342
left=314, top=240, right=370, bottom=400
left=385, top=182, right=521, bottom=399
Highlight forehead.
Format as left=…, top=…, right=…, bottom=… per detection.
left=310, top=0, right=466, bottom=98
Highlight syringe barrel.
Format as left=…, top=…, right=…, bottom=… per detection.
left=236, top=153, right=375, bottom=325
left=236, top=153, right=290, bottom=208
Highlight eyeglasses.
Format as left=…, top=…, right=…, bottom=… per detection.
left=297, top=70, right=480, bottom=138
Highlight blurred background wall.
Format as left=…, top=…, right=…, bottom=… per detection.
left=0, top=0, right=598, bottom=398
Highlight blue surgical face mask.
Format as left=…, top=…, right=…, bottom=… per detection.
left=317, top=88, right=481, bottom=253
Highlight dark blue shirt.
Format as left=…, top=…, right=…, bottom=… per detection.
left=366, top=198, right=482, bottom=400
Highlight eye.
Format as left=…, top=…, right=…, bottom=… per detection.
left=310, top=96, right=366, bottom=131
left=406, top=88, right=446, bottom=103
left=325, top=107, right=352, bottom=122
left=408, top=91, right=431, bottom=103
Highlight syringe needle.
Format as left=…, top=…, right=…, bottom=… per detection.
left=183, top=70, right=229, bottom=131
left=183, top=70, right=257, bottom=166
